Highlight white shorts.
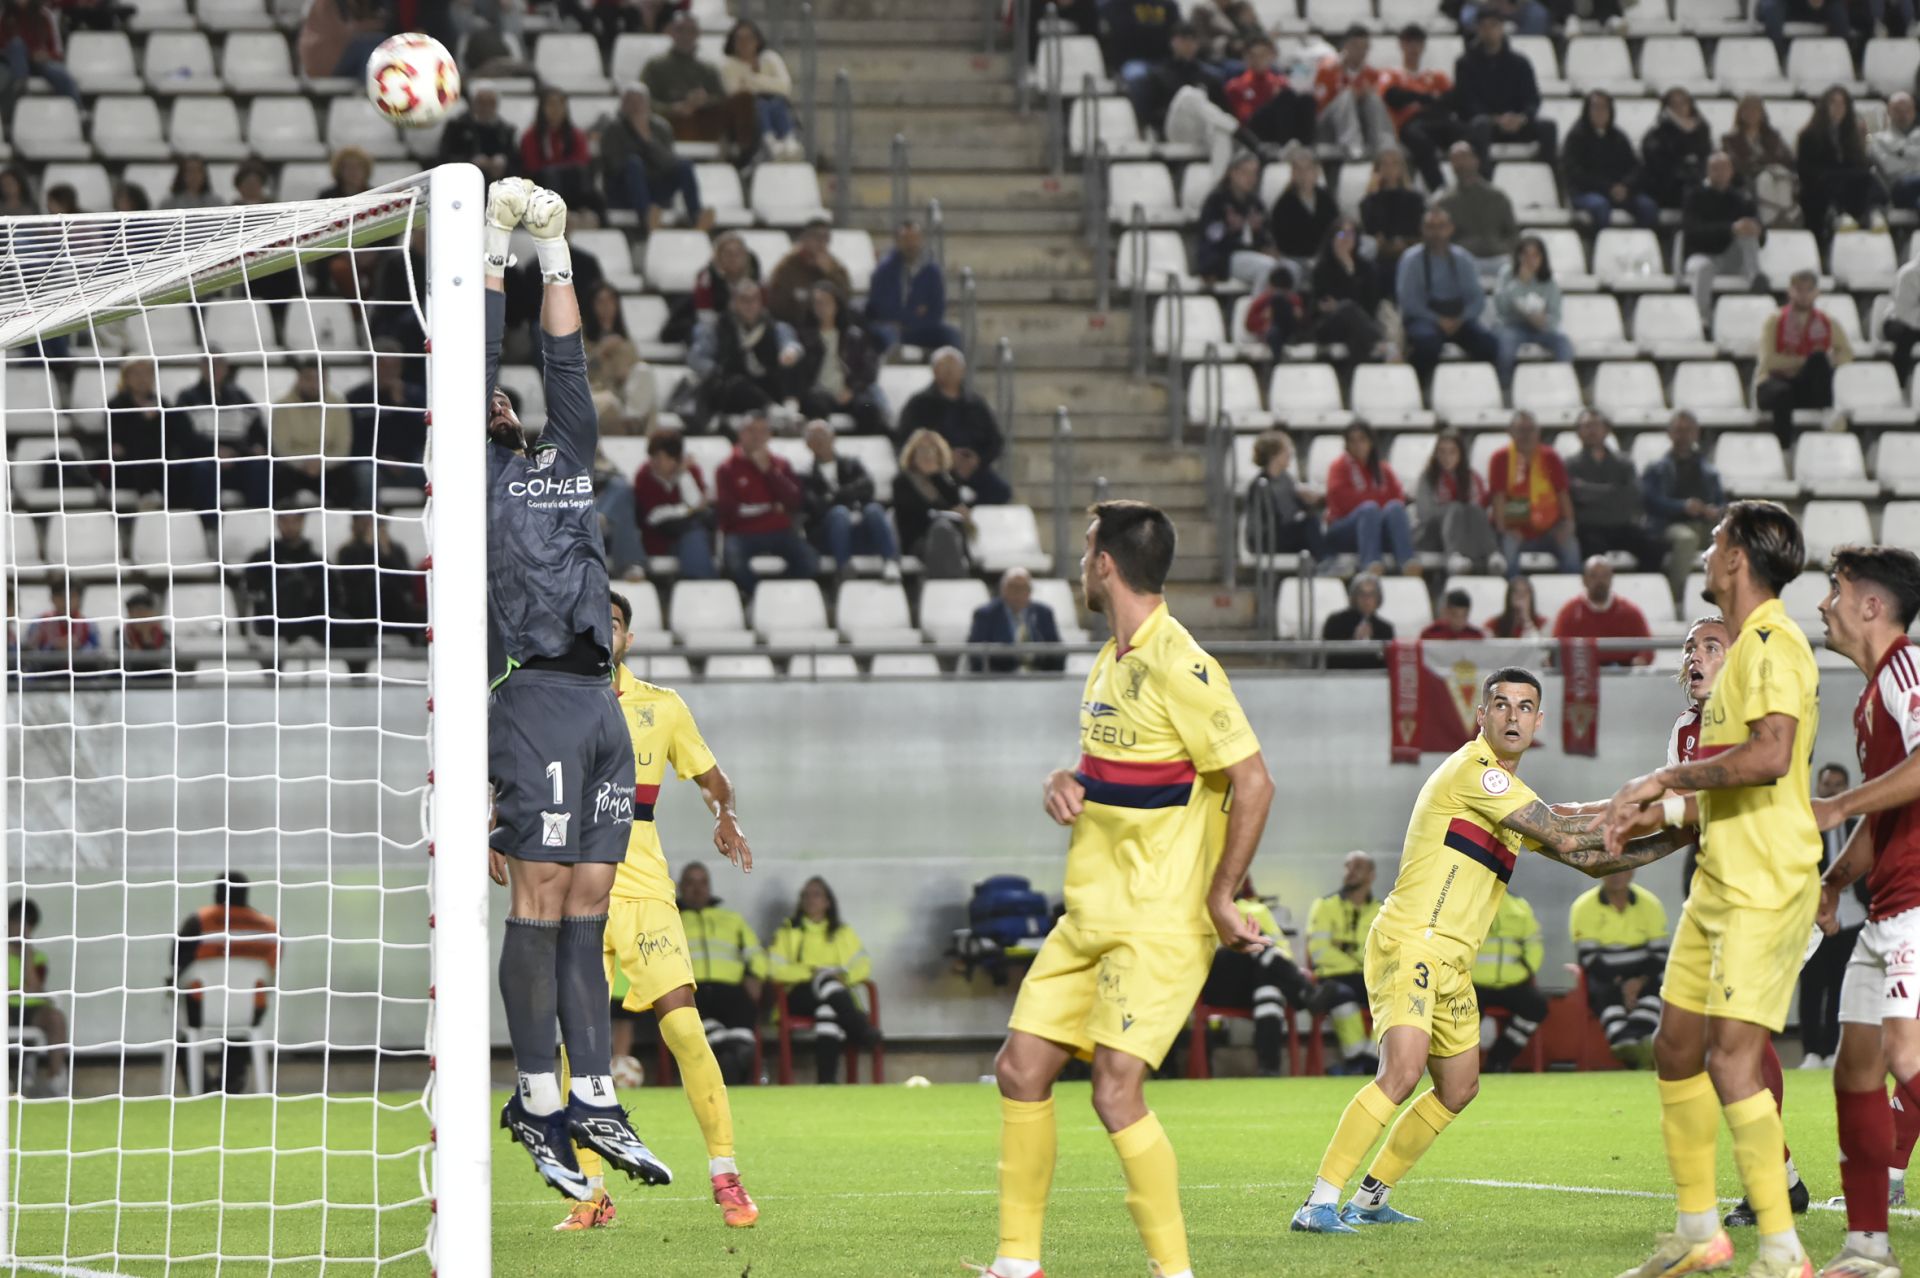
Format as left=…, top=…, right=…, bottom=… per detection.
left=1840, top=907, right=1920, bottom=1026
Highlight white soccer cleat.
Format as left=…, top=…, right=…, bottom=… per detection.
left=486, top=177, right=534, bottom=232
left=523, top=186, right=569, bottom=241
left=1819, top=1245, right=1902, bottom=1278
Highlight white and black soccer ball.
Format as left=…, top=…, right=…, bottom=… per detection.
left=366, top=32, right=461, bottom=128
left=611, top=1054, right=645, bottom=1090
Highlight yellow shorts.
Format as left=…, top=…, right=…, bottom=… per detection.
left=604, top=896, right=697, bottom=1014
left=1365, top=930, right=1480, bottom=1059
left=1008, top=915, right=1214, bottom=1069
left=1662, top=880, right=1819, bottom=1032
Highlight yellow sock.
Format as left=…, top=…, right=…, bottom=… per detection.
left=660, top=1005, right=734, bottom=1160
left=1110, top=1112, right=1188, bottom=1275
left=560, top=1045, right=605, bottom=1181
left=1332, top=1008, right=1368, bottom=1057
left=1365, top=1089, right=1457, bottom=1188
left=997, top=1096, right=1056, bottom=1262
left=1316, top=1081, right=1399, bottom=1189
left=1658, top=1072, right=1720, bottom=1216
left=1726, top=1089, right=1794, bottom=1235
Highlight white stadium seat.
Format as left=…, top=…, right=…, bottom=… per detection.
left=1792, top=433, right=1877, bottom=499
left=749, top=163, right=827, bottom=227
left=1493, top=162, right=1568, bottom=226
left=92, top=96, right=172, bottom=161
left=1031, top=34, right=1111, bottom=96
left=170, top=96, right=257, bottom=160
left=1591, top=361, right=1668, bottom=426
left=1780, top=573, right=1830, bottom=633
left=1302, top=434, right=1344, bottom=487
left=1872, top=433, right=1920, bottom=496
left=1530, top=227, right=1592, bottom=289
left=1512, top=36, right=1564, bottom=95
left=1638, top=36, right=1711, bottom=94
left=1113, top=230, right=1197, bottom=291
left=1529, top=573, right=1584, bottom=623
left=65, top=31, right=138, bottom=95
left=1071, top=96, right=1149, bottom=160
left=1830, top=232, right=1900, bottom=291
left=1107, top=161, right=1181, bottom=224
left=325, top=97, right=406, bottom=159
left=1349, top=364, right=1433, bottom=428
left=642, top=230, right=714, bottom=293
left=918, top=580, right=990, bottom=643
left=836, top=581, right=919, bottom=645
left=574, top=230, right=641, bottom=291
left=1187, top=364, right=1270, bottom=429
left=1376, top=578, right=1433, bottom=636
left=1615, top=574, right=1680, bottom=634
left=11, top=99, right=90, bottom=161
left=1631, top=294, right=1716, bottom=360
left=1386, top=433, right=1438, bottom=482
left=693, top=163, right=749, bottom=226
left=245, top=96, right=326, bottom=160
left=971, top=505, right=1054, bottom=574
left=1268, top=363, right=1349, bottom=429
left=704, top=655, right=777, bottom=680
left=1786, top=38, right=1859, bottom=96
left=1713, top=38, right=1783, bottom=95
left=669, top=581, right=751, bottom=643
left=1511, top=364, right=1582, bottom=426
left=1713, top=433, right=1796, bottom=498
left=40, top=163, right=113, bottom=216
left=1756, top=229, right=1823, bottom=285
left=144, top=30, right=219, bottom=93
left=1152, top=296, right=1227, bottom=361
left=1865, top=37, right=1920, bottom=97
left=534, top=32, right=611, bottom=93
left=1276, top=578, right=1348, bottom=639
left=198, top=0, right=275, bottom=29
left=45, top=512, right=120, bottom=569
left=1562, top=294, right=1633, bottom=360
left=128, top=513, right=216, bottom=572
left=1835, top=362, right=1915, bottom=426
left=1593, top=229, right=1672, bottom=290
left=610, top=33, right=671, bottom=83
left=1429, top=363, right=1505, bottom=428
left=1712, top=295, right=1777, bottom=358
left=1800, top=500, right=1873, bottom=564
left=1565, top=37, right=1638, bottom=95
left=748, top=580, right=835, bottom=646
left=1884, top=501, right=1920, bottom=549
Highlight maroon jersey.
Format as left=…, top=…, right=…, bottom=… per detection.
left=1668, top=704, right=1701, bottom=768
left=1859, top=635, right=1920, bottom=921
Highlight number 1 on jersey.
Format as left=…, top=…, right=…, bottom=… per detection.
left=546, top=761, right=563, bottom=805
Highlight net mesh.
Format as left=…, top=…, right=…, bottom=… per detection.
left=2, top=181, right=445, bottom=1274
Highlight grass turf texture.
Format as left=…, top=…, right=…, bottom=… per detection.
left=3, top=1071, right=1894, bottom=1275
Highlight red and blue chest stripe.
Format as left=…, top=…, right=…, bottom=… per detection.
left=1075, top=754, right=1198, bottom=810
left=1444, top=817, right=1517, bottom=883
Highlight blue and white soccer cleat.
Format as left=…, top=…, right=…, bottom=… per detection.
left=1340, top=1201, right=1422, bottom=1226
left=1289, top=1202, right=1359, bottom=1234
left=500, top=1094, right=591, bottom=1201
left=566, top=1097, right=674, bottom=1185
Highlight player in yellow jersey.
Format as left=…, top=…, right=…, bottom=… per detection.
left=1602, top=501, right=1823, bottom=1278
left=1292, top=668, right=1693, bottom=1235
left=969, top=501, right=1275, bottom=1278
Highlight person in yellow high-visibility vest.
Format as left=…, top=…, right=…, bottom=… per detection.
left=678, top=861, right=768, bottom=1085
left=1306, top=851, right=1382, bottom=1075
left=1197, top=877, right=1317, bottom=1075
left=770, top=876, right=874, bottom=1084
left=1569, top=868, right=1669, bottom=1070
left=1472, top=890, right=1545, bottom=1072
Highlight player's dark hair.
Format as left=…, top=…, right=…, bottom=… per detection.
left=216, top=872, right=249, bottom=909
left=1088, top=500, right=1176, bottom=595
left=1830, top=544, right=1920, bottom=629
left=1819, top=762, right=1851, bottom=786
left=790, top=875, right=844, bottom=937
left=1445, top=588, right=1472, bottom=610
left=1481, top=666, right=1543, bottom=701
left=8, top=897, right=39, bottom=930
left=609, top=590, right=632, bottom=632
left=1722, top=500, right=1805, bottom=595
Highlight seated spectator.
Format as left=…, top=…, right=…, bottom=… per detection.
left=171, top=353, right=269, bottom=507
left=1755, top=0, right=1850, bottom=58
left=1143, top=21, right=1224, bottom=137
left=1270, top=146, right=1338, bottom=278
left=112, top=182, right=150, bottom=214
left=345, top=341, right=427, bottom=495
left=162, top=155, right=223, bottom=211
left=967, top=566, right=1064, bottom=674
left=1570, top=870, right=1668, bottom=1069
left=1190, top=0, right=1260, bottom=65
left=1681, top=151, right=1768, bottom=323
left=1397, top=207, right=1500, bottom=381
left=1103, top=0, right=1181, bottom=130
left=1312, top=25, right=1394, bottom=158
left=1553, top=555, right=1653, bottom=666
left=1456, top=0, right=1550, bottom=34
left=1798, top=85, right=1886, bottom=235
left=301, top=0, right=389, bottom=80
left=1870, top=90, right=1920, bottom=212
left=800, top=418, right=900, bottom=581
left=598, top=84, right=711, bottom=233
left=1887, top=255, right=1920, bottom=379
left=120, top=590, right=170, bottom=660
left=1321, top=575, right=1393, bottom=671
left=438, top=81, right=516, bottom=183
left=632, top=429, right=717, bottom=577
left=720, top=19, right=800, bottom=161
left=1413, top=429, right=1497, bottom=571
left=7, top=897, right=66, bottom=1097
left=1306, top=219, right=1388, bottom=360
left=103, top=358, right=218, bottom=522
left=0, top=165, right=33, bottom=216
left=1473, top=890, right=1545, bottom=1073
left=24, top=576, right=97, bottom=661
left=271, top=360, right=358, bottom=508
left=1484, top=574, right=1545, bottom=638
left=1223, top=35, right=1314, bottom=149
left=1381, top=24, right=1461, bottom=192
left=1640, top=410, right=1727, bottom=601
left=689, top=231, right=761, bottom=324
left=1724, top=94, right=1799, bottom=228
left=688, top=281, right=801, bottom=428
left=770, top=875, right=876, bottom=1085
left=1422, top=588, right=1486, bottom=640
left=715, top=413, right=815, bottom=590
left=582, top=282, right=658, bottom=431
left=866, top=219, right=962, bottom=353
left=643, top=11, right=759, bottom=163
left=1196, top=151, right=1280, bottom=289
left=243, top=510, right=329, bottom=647
left=895, top=347, right=1010, bottom=505
left=1755, top=269, right=1854, bottom=446
left=593, top=436, right=647, bottom=578
left=795, top=283, right=886, bottom=436
left=1197, top=876, right=1317, bottom=1077
left=767, top=219, right=852, bottom=331
left=1360, top=147, right=1424, bottom=290
left=1453, top=8, right=1556, bottom=166
left=519, top=88, right=598, bottom=216
left=1487, top=410, right=1579, bottom=574
left=1, top=0, right=82, bottom=111
left=1306, top=851, right=1381, bottom=1073
left=232, top=161, right=270, bottom=207
left=170, top=874, right=279, bottom=1092
left=892, top=428, right=973, bottom=579
left=1640, top=88, right=1712, bottom=213
left=1437, top=141, right=1518, bottom=272
left=1246, top=263, right=1305, bottom=358
left=1567, top=409, right=1652, bottom=567
left=319, top=145, right=372, bottom=200
left=42, top=182, right=78, bottom=216
left=1245, top=429, right=1331, bottom=565
left=333, top=512, right=424, bottom=650
left=1492, top=234, right=1573, bottom=389
left=1563, top=90, right=1657, bottom=230
left=1326, top=421, right=1418, bottom=575
left=676, top=861, right=768, bottom=1086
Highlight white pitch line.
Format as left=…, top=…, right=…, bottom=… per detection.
left=10, top=1262, right=127, bottom=1277
left=1442, top=1177, right=1920, bottom=1219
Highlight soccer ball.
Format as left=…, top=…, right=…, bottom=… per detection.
left=611, top=1054, right=645, bottom=1089
left=365, top=33, right=460, bottom=128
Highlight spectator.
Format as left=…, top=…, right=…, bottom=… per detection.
left=333, top=512, right=424, bottom=649
left=1, top=0, right=82, bottom=112
left=1567, top=409, right=1652, bottom=567
left=1321, top=575, right=1393, bottom=671
left=1325, top=421, right=1418, bottom=575
left=162, top=155, right=223, bottom=211
left=1453, top=8, right=1556, bottom=166
left=767, top=219, right=852, bottom=330
left=1397, top=207, right=1500, bottom=382
left=1302, top=218, right=1386, bottom=360
left=770, top=875, right=876, bottom=1085
left=1798, top=85, right=1886, bottom=235
left=345, top=341, right=427, bottom=495
left=799, top=419, right=901, bottom=581
left=271, top=360, right=358, bottom=507
left=966, top=566, right=1064, bottom=674
left=1474, top=891, right=1545, bottom=1073
left=232, top=160, right=271, bottom=207
left=866, top=219, right=962, bottom=353
left=438, top=82, right=516, bottom=183
left=631, top=429, right=717, bottom=578
left=319, top=145, right=372, bottom=199
left=1487, top=410, right=1579, bottom=574
left=1457, top=0, right=1550, bottom=33
left=1413, top=430, right=1497, bottom=571
left=1723, top=94, right=1799, bottom=227
left=598, top=84, right=711, bottom=232
left=1755, top=269, right=1854, bottom=447
left=1801, top=762, right=1864, bottom=1069
left=582, top=282, right=658, bottom=431
left=171, top=353, right=269, bottom=507
left=1570, top=869, right=1668, bottom=1069
left=112, top=182, right=150, bottom=214
left=789, top=284, right=882, bottom=435
left=1103, top=0, right=1182, bottom=129
left=7, top=898, right=66, bottom=1097
left=1886, top=255, right=1920, bottom=378
left=42, top=182, right=77, bottom=216
left=687, top=280, right=801, bottom=427
left=720, top=19, right=800, bottom=161
left=1244, top=429, right=1331, bottom=565
left=1563, top=90, right=1657, bottom=229
left=243, top=510, right=329, bottom=647
left=1360, top=147, right=1424, bottom=291
left=1198, top=877, right=1317, bottom=1077
left=1305, top=851, right=1381, bottom=1074
left=1640, top=410, right=1727, bottom=601
left=1870, top=90, right=1920, bottom=211
left=1422, top=588, right=1486, bottom=640
left=1485, top=574, right=1545, bottom=638
left=103, top=358, right=219, bottom=521
left=1553, top=555, right=1653, bottom=666
left=1491, top=233, right=1573, bottom=389
left=0, top=164, right=33, bottom=215
left=715, top=412, right=816, bottom=590
left=1681, top=151, right=1768, bottom=324
left=894, top=347, right=1010, bottom=505
left=1222, top=35, right=1315, bottom=149
left=1312, top=24, right=1394, bottom=158
left=892, top=428, right=972, bottom=579
left=1245, top=262, right=1305, bottom=358
left=693, top=232, right=761, bottom=318
left=1144, top=21, right=1223, bottom=136
left=593, top=438, right=647, bottom=578
left=1269, top=146, right=1338, bottom=276
left=643, top=10, right=758, bottom=162
left=170, top=873, right=279, bottom=1092
left=1437, top=141, right=1519, bottom=271
left=1196, top=151, right=1280, bottom=288
left=1189, top=0, right=1259, bottom=64
left=300, top=0, right=388, bottom=80
left=1380, top=24, right=1461, bottom=192
left=24, top=577, right=97, bottom=660
left=1640, top=87, right=1713, bottom=213
left=518, top=87, right=597, bottom=214
left=676, top=861, right=768, bottom=1086
left=120, top=590, right=170, bottom=659
left=1755, top=0, right=1850, bottom=58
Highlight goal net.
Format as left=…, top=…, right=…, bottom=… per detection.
left=0, top=163, right=490, bottom=1275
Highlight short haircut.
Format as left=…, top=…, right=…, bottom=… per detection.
left=609, top=589, right=633, bottom=631
left=1170, top=20, right=1197, bottom=37
left=1482, top=666, right=1543, bottom=700
left=1251, top=429, right=1291, bottom=470
left=802, top=216, right=831, bottom=236
left=1398, top=21, right=1427, bottom=40
left=1343, top=22, right=1370, bottom=41
left=215, top=872, right=249, bottom=909
left=125, top=590, right=158, bottom=612
left=1790, top=268, right=1818, bottom=287
left=8, top=897, right=39, bottom=930
left=1830, top=544, right=1920, bottom=629
left=1819, top=762, right=1851, bottom=785
left=1445, top=588, right=1472, bottom=610
left=1088, top=500, right=1176, bottom=595
left=1722, top=499, right=1805, bottom=595
left=646, top=428, right=684, bottom=459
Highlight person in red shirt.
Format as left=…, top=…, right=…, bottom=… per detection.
left=519, top=88, right=598, bottom=214
left=1324, top=420, right=1418, bottom=574
left=1487, top=410, right=1581, bottom=574
left=1421, top=588, right=1486, bottom=640
left=1312, top=24, right=1394, bottom=158
left=1378, top=24, right=1462, bottom=192
left=631, top=429, right=717, bottom=578
left=715, top=412, right=816, bottom=591
left=1223, top=36, right=1314, bottom=148
left=1552, top=556, right=1653, bottom=666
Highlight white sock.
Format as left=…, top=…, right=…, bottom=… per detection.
left=710, top=1156, right=738, bottom=1178
left=586, top=1174, right=604, bottom=1195
left=1351, top=1176, right=1390, bottom=1210
left=988, top=1259, right=1041, bottom=1278
left=569, top=1074, right=616, bottom=1105
left=1307, top=1176, right=1342, bottom=1207
left=517, top=1071, right=562, bottom=1116
left=1846, top=1230, right=1891, bottom=1259
left=1676, top=1209, right=1719, bottom=1244
left=1757, top=1229, right=1804, bottom=1264
left=1891, top=1166, right=1906, bottom=1185
left=1784, top=1154, right=1802, bottom=1188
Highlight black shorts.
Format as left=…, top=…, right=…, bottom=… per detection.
left=489, top=667, right=634, bottom=863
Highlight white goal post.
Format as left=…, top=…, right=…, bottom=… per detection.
left=0, top=161, right=490, bottom=1275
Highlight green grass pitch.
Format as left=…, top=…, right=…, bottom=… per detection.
left=4, top=1071, right=1897, bottom=1276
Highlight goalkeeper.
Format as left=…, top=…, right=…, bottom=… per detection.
left=483, top=178, right=668, bottom=1201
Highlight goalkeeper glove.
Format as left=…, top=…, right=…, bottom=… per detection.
left=484, top=177, right=533, bottom=279
left=523, top=185, right=572, bottom=283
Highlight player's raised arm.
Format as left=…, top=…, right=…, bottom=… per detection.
left=1500, top=798, right=1691, bottom=877
left=481, top=177, right=531, bottom=404
left=1602, top=711, right=1799, bottom=850
left=1815, top=743, right=1920, bottom=831
left=520, top=186, right=597, bottom=471
left=1205, top=751, right=1275, bottom=953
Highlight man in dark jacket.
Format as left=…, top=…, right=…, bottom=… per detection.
left=865, top=219, right=962, bottom=353
left=894, top=347, right=1011, bottom=504
left=1452, top=9, right=1555, bottom=166
left=1566, top=410, right=1653, bottom=568
left=437, top=82, right=516, bottom=182
left=1681, top=151, right=1768, bottom=322
left=1102, top=0, right=1180, bottom=126
left=1639, top=409, right=1727, bottom=600
left=967, top=566, right=1064, bottom=673
left=687, top=281, right=802, bottom=428
left=244, top=510, right=330, bottom=647
left=597, top=85, right=711, bottom=233
left=640, top=11, right=758, bottom=160
left=1320, top=574, right=1392, bottom=670
left=799, top=419, right=901, bottom=578
left=1143, top=22, right=1223, bottom=135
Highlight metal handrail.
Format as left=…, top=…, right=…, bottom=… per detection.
left=959, top=267, right=978, bottom=366
left=889, top=133, right=909, bottom=239
left=928, top=197, right=946, bottom=273
left=654, top=635, right=1675, bottom=662
left=1013, top=0, right=1031, bottom=112
left=831, top=69, right=852, bottom=224
left=1078, top=72, right=1100, bottom=249
left=1092, top=475, right=1111, bottom=503
left=1164, top=272, right=1185, bottom=444
left=1126, top=203, right=1147, bottom=376
left=1043, top=4, right=1063, bottom=177
left=984, top=0, right=1000, bottom=54
left=798, top=3, right=818, bottom=163
left=1201, top=344, right=1233, bottom=588
left=994, top=336, right=1016, bottom=474
left=1092, top=141, right=1111, bottom=313
left=1050, top=407, right=1074, bottom=572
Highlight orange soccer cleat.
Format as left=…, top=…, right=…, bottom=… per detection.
left=552, top=1191, right=616, bottom=1232
left=713, top=1172, right=758, bottom=1228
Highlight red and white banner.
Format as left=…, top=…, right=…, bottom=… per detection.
left=1559, top=637, right=1601, bottom=757
left=1386, top=639, right=1585, bottom=763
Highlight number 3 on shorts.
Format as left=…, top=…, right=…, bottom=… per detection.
left=546, top=761, right=563, bottom=805
left=1413, top=962, right=1430, bottom=990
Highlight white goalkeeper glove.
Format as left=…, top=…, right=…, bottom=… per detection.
left=484, top=177, right=533, bottom=279
left=523, top=185, right=572, bottom=283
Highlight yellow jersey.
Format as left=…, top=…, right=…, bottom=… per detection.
left=610, top=665, right=718, bottom=904
left=1068, top=603, right=1261, bottom=937
left=1694, top=596, right=1822, bottom=909
left=1373, top=734, right=1542, bottom=967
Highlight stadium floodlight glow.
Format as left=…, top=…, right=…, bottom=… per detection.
left=0, top=164, right=490, bottom=1275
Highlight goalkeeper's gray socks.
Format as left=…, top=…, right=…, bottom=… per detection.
left=557, top=914, right=615, bottom=1104
left=500, top=917, right=562, bottom=1113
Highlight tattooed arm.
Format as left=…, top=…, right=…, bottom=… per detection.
left=1500, top=799, right=1690, bottom=878
left=1600, top=712, right=1798, bottom=853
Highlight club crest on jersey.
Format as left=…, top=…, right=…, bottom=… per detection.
left=1120, top=659, right=1149, bottom=700
left=540, top=810, right=571, bottom=847
left=1480, top=768, right=1511, bottom=795
left=638, top=705, right=654, bottom=727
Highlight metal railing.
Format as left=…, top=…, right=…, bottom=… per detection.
left=798, top=3, right=819, bottom=163
left=928, top=197, right=946, bottom=272
left=958, top=267, right=978, bottom=367
left=1012, top=0, right=1031, bottom=112
left=1091, top=475, right=1111, bottom=503
left=831, top=69, right=852, bottom=224
left=994, top=336, right=1016, bottom=474
left=1043, top=4, right=1064, bottom=177
left=984, top=0, right=1000, bottom=54
left=1091, top=139, right=1111, bottom=313
left=1125, top=203, right=1148, bottom=376
left=889, top=133, right=910, bottom=237
left=1163, top=272, right=1186, bottom=444
left=1198, top=343, right=1235, bottom=589
left=1049, top=406, right=1074, bottom=570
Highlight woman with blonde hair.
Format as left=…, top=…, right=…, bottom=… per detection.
left=892, top=429, right=970, bottom=578
left=1724, top=95, right=1797, bottom=225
